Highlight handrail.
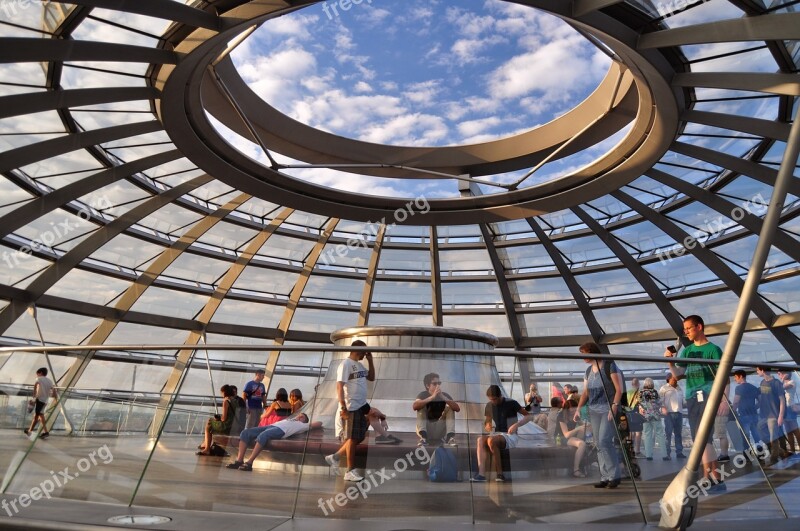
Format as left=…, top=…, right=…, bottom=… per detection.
left=1, top=343, right=798, bottom=369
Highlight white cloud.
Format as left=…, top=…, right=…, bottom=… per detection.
left=457, top=116, right=502, bottom=138
left=354, top=81, right=373, bottom=93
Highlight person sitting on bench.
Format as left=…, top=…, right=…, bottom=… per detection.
left=226, top=413, right=322, bottom=471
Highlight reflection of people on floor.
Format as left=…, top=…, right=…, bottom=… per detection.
left=412, top=372, right=460, bottom=446
left=226, top=413, right=322, bottom=470
left=259, top=388, right=292, bottom=426
left=471, top=384, right=532, bottom=483
left=558, top=399, right=588, bottom=477
left=197, top=385, right=246, bottom=455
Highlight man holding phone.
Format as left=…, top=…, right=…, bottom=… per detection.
left=665, top=315, right=725, bottom=492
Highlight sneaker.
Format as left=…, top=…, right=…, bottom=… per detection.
left=225, top=461, right=244, bottom=469
left=663, top=456, right=672, bottom=461
left=594, top=480, right=609, bottom=488
left=605, top=479, right=621, bottom=489
left=23, top=429, right=29, bottom=436
left=495, top=474, right=506, bottom=482
left=343, top=470, right=364, bottom=482
left=325, top=453, right=340, bottom=468
left=676, top=453, right=686, bottom=459
left=238, top=462, right=253, bottom=472
left=718, top=455, right=730, bottom=462
left=470, top=474, right=487, bottom=482
left=443, top=436, right=457, bottom=446
left=39, top=432, right=50, bottom=439
left=417, top=438, right=428, bottom=447
left=375, top=435, right=394, bottom=444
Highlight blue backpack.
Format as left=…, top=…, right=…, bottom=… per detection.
left=428, top=446, right=458, bottom=482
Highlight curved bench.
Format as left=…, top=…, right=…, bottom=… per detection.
left=213, top=430, right=576, bottom=473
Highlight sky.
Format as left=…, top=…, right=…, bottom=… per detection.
left=224, top=0, right=616, bottom=198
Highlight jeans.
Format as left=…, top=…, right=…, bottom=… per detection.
left=590, top=408, right=619, bottom=482
left=239, top=425, right=286, bottom=447
left=664, top=412, right=684, bottom=456
left=643, top=418, right=667, bottom=458
left=736, top=413, right=760, bottom=450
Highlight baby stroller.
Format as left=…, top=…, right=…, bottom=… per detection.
left=615, top=411, right=641, bottom=479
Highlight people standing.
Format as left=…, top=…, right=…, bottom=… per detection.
left=755, top=366, right=786, bottom=464
left=575, top=342, right=623, bottom=489
left=659, top=375, right=685, bottom=459
left=242, top=369, right=266, bottom=429
left=732, top=370, right=760, bottom=451
left=325, top=340, right=375, bottom=482
left=25, top=367, right=56, bottom=438
left=627, top=378, right=643, bottom=457
left=639, top=378, right=669, bottom=461
left=665, top=315, right=726, bottom=493
left=776, top=369, right=800, bottom=454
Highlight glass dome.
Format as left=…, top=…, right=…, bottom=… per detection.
left=0, top=0, right=799, bottom=528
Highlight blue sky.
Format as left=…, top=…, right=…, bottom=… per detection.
left=217, top=0, right=621, bottom=198
left=233, top=0, right=609, bottom=147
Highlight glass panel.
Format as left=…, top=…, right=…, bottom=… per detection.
left=288, top=307, right=358, bottom=332
left=127, top=286, right=209, bottom=320
left=46, top=268, right=131, bottom=306
left=3, top=308, right=100, bottom=345
left=521, top=311, right=592, bottom=336
left=511, top=277, right=573, bottom=305
left=377, top=248, right=431, bottom=273
left=210, top=299, right=284, bottom=328
left=372, top=280, right=431, bottom=308
left=230, top=266, right=299, bottom=297
left=594, top=304, right=672, bottom=333
left=671, top=291, right=759, bottom=325
left=441, top=281, right=503, bottom=308
left=439, top=248, right=493, bottom=275
left=301, top=275, right=365, bottom=305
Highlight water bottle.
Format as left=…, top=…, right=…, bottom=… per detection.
left=556, top=433, right=563, bottom=446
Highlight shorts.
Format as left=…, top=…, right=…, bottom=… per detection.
left=686, top=394, right=711, bottom=444
left=342, top=403, right=370, bottom=444
left=209, top=418, right=232, bottom=434
left=34, top=400, right=46, bottom=415
left=714, top=415, right=729, bottom=438
left=499, top=432, right=519, bottom=449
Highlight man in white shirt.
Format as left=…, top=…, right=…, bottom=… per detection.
left=659, top=375, right=685, bottom=459
left=226, top=413, right=322, bottom=471
left=325, top=340, right=375, bottom=481
left=25, top=367, right=56, bottom=438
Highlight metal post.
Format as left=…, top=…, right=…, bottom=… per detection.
left=660, top=108, right=800, bottom=529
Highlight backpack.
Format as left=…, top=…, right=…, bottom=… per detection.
left=427, top=446, right=458, bottom=482
left=585, top=361, right=628, bottom=407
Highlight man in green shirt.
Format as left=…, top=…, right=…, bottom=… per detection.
left=665, top=315, right=726, bottom=493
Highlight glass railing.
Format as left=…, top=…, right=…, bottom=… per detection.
left=1, top=345, right=798, bottom=525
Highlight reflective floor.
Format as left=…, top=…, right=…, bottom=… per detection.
left=2, top=430, right=799, bottom=529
